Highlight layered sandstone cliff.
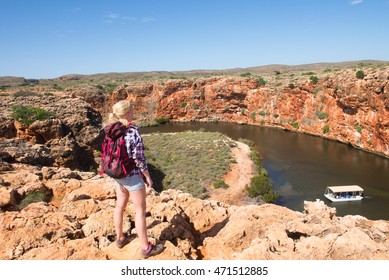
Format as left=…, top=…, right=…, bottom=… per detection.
left=110, top=66, right=389, bottom=158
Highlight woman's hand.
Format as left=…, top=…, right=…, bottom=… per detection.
left=145, top=176, right=153, bottom=189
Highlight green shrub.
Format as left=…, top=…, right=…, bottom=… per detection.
left=246, top=172, right=278, bottom=203
left=323, top=124, right=330, bottom=134
left=106, top=83, right=117, bottom=94
left=356, top=70, right=365, bottom=79
left=52, top=84, right=64, bottom=90
left=10, top=105, right=52, bottom=126
left=18, top=190, right=53, bottom=209
left=257, top=77, right=267, bottom=86
left=246, top=174, right=271, bottom=196
left=292, top=121, right=299, bottom=129
left=240, top=72, right=252, bottom=77
left=263, top=192, right=279, bottom=203
left=289, top=83, right=295, bottom=89
left=316, top=111, right=329, bottom=120
left=354, top=125, right=363, bottom=134
left=250, top=151, right=262, bottom=168
left=213, top=180, right=229, bottom=189
left=310, top=76, right=319, bottom=84
left=154, top=118, right=170, bottom=125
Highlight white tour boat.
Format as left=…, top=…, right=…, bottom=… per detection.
left=324, top=185, right=364, bottom=202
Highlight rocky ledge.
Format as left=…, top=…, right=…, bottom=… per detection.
left=1, top=165, right=388, bottom=260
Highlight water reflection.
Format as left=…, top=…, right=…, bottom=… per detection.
left=141, top=122, right=389, bottom=220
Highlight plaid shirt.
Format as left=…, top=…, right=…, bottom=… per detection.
left=124, top=126, right=148, bottom=176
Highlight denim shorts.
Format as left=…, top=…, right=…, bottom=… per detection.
left=114, top=174, right=145, bottom=192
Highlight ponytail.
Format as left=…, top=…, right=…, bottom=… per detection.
left=104, top=100, right=133, bottom=126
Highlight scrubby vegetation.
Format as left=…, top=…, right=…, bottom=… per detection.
left=316, top=111, right=329, bottom=120
left=17, top=190, right=53, bottom=210
left=143, top=131, right=235, bottom=198
left=356, top=70, right=365, bottom=79
left=323, top=124, right=330, bottom=134
left=239, top=138, right=279, bottom=203
left=12, top=91, right=39, bottom=97
left=10, top=105, right=53, bottom=126
left=310, top=76, right=319, bottom=84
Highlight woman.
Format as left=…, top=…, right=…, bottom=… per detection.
left=105, top=99, right=163, bottom=259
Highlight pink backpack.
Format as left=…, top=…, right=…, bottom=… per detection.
left=100, top=122, right=135, bottom=179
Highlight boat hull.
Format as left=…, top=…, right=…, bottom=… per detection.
left=324, top=194, right=363, bottom=202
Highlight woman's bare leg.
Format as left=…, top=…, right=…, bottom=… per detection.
left=129, top=186, right=149, bottom=249
left=114, top=185, right=130, bottom=241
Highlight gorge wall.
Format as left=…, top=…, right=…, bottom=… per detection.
left=1, top=65, right=388, bottom=161
left=109, top=66, right=389, bottom=158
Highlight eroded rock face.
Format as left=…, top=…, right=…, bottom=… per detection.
left=0, top=95, right=102, bottom=170
left=0, top=165, right=388, bottom=260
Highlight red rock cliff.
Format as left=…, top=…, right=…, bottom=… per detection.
left=110, top=67, right=389, bottom=157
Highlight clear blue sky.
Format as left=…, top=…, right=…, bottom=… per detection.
left=1, top=0, right=389, bottom=79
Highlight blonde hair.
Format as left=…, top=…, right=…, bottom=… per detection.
left=107, top=99, right=133, bottom=125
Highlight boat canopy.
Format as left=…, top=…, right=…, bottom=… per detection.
left=326, top=185, right=364, bottom=193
